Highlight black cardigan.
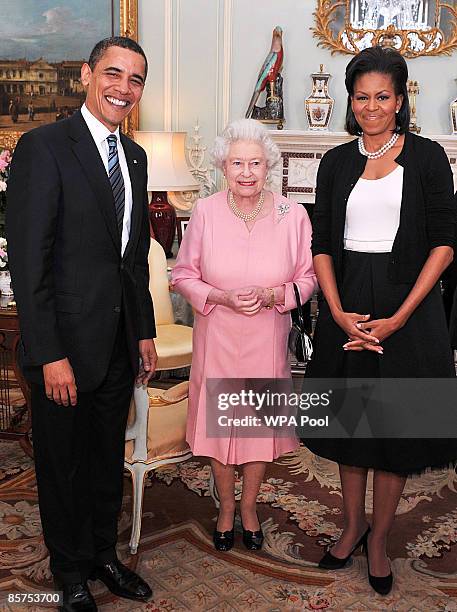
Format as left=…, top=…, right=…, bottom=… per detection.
left=311, top=131, right=456, bottom=285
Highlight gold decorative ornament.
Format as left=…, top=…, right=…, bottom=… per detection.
left=0, top=0, right=138, bottom=151
left=0, top=132, right=22, bottom=151
left=312, top=0, right=457, bottom=59
left=120, top=0, right=139, bottom=138
left=408, top=79, right=421, bottom=132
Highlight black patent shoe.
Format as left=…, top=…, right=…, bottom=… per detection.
left=55, top=581, right=97, bottom=612
left=319, top=526, right=370, bottom=570
left=213, top=513, right=235, bottom=551
left=90, top=559, right=152, bottom=602
left=241, top=512, right=264, bottom=551
left=242, top=525, right=264, bottom=551
left=365, top=545, right=393, bottom=595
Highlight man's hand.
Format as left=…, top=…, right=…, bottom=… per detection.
left=137, top=339, right=158, bottom=385
left=43, top=358, right=77, bottom=406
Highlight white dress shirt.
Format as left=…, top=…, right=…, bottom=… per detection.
left=81, top=104, right=133, bottom=256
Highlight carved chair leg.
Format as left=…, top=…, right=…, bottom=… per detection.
left=128, top=463, right=149, bottom=555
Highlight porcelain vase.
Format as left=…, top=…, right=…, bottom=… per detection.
left=305, top=65, right=334, bottom=131
left=451, top=96, right=457, bottom=135
left=0, top=270, right=13, bottom=296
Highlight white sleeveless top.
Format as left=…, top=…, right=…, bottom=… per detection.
left=344, top=165, right=404, bottom=253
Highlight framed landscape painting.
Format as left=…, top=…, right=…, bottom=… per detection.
left=0, top=0, right=138, bottom=150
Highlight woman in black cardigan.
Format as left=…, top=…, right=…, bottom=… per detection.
left=305, top=46, right=457, bottom=595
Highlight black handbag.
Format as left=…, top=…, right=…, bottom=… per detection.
left=288, top=283, right=313, bottom=363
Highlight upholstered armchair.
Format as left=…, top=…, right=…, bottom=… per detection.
left=148, top=237, right=192, bottom=371
left=124, top=238, right=194, bottom=554
left=125, top=381, right=192, bottom=554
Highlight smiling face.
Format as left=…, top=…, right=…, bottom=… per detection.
left=81, top=45, right=146, bottom=132
left=351, top=71, right=403, bottom=137
left=223, top=140, right=268, bottom=201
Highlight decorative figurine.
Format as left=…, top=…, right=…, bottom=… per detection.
left=450, top=79, right=457, bottom=135
left=168, top=121, right=216, bottom=212
left=245, top=26, right=285, bottom=129
left=408, top=79, right=421, bottom=133
left=305, top=64, right=335, bottom=131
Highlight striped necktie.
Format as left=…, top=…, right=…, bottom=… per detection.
left=107, top=134, right=125, bottom=236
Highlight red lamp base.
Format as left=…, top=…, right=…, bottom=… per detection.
left=149, top=191, right=176, bottom=258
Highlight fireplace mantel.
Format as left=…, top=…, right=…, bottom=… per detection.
left=269, top=131, right=457, bottom=204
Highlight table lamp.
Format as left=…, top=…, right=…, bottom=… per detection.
left=133, top=131, right=200, bottom=257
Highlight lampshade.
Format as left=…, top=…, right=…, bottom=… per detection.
left=133, top=131, right=200, bottom=192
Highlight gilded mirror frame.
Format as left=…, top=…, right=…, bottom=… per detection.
left=312, top=0, right=457, bottom=58
left=0, top=0, right=138, bottom=151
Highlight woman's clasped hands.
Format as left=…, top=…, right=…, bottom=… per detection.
left=333, top=310, right=404, bottom=354
left=225, top=286, right=270, bottom=315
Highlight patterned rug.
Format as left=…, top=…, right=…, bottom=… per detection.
left=0, top=439, right=456, bottom=611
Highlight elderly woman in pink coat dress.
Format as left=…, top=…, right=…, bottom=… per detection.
left=172, top=119, right=316, bottom=552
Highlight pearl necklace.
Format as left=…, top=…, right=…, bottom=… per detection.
left=358, top=132, right=399, bottom=160
left=228, top=189, right=264, bottom=222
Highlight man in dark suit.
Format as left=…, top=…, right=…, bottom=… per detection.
left=7, top=37, right=157, bottom=611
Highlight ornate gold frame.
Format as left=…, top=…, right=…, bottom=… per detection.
left=120, top=0, right=139, bottom=138
left=0, top=0, right=138, bottom=151
left=312, top=0, right=457, bottom=58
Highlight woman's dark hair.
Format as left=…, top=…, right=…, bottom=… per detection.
left=344, top=46, right=410, bottom=135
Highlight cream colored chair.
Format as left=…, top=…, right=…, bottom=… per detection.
left=148, top=237, right=193, bottom=371
left=125, top=382, right=192, bottom=554
left=124, top=238, right=194, bottom=554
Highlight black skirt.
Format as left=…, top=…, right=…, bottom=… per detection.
left=304, top=251, right=457, bottom=475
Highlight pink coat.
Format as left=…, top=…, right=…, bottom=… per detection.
left=172, top=190, right=317, bottom=464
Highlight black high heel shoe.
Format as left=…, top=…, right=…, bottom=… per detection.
left=365, top=538, right=393, bottom=595
left=241, top=514, right=264, bottom=551
left=319, top=526, right=370, bottom=570
left=213, top=512, right=235, bottom=552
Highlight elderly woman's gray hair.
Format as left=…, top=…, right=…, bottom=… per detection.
left=211, top=118, right=281, bottom=171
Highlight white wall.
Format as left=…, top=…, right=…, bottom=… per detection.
left=139, top=0, right=457, bottom=145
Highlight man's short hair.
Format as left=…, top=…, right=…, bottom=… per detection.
left=88, top=36, right=148, bottom=79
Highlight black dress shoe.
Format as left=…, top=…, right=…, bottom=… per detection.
left=55, top=581, right=97, bottom=612
left=213, top=512, right=235, bottom=551
left=241, top=524, right=264, bottom=551
left=319, top=526, right=370, bottom=570
left=241, top=513, right=264, bottom=551
left=90, top=560, right=152, bottom=602
left=368, top=568, right=393, bottom=596
left=365, top=545, right=393, bottom=595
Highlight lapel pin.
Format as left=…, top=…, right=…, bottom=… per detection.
left=133, top=159, right=138, bottom=164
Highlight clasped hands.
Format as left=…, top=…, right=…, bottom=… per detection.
left=225, top=286, right=271, bottom=315
left=333, top=311, right=403, bottom=354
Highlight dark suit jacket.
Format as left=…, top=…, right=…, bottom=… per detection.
left=311, top=131, right=456, bottom=286
left=6, top=111, right=156, bottom=392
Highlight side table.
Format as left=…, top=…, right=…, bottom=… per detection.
left=0, top=299, right=33, bottom=457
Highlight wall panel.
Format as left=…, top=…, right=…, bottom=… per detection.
left=139, top=1, right=457, bottom=143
